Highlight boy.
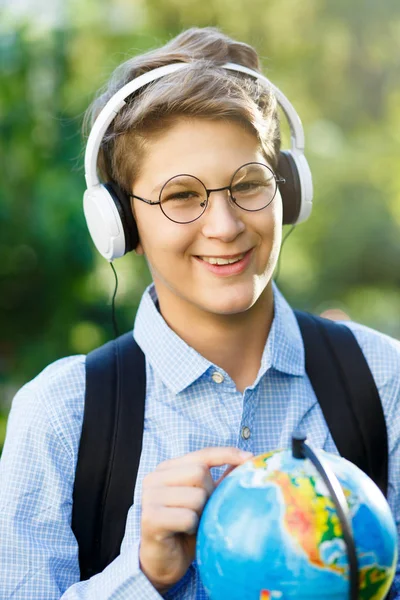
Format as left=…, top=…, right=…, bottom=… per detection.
left=1, top=27, right=399, bottom=599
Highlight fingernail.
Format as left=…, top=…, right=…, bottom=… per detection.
left=240, top=451, right=253, bottom=459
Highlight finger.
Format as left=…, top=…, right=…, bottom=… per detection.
left=156, top=447, right=253, bottom=471
left=144, top=464, right=215, bottom=496
left=215, top=463, right=239, bottom=486
left=142, top=506, right=200, bottom=538
left=143, top=486, right=209, bottom=516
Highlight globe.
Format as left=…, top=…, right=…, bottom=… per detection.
left=196, top=448, right=398, bottom=600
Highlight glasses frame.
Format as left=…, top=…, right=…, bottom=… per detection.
left=129, top=162, right=286, bottom=224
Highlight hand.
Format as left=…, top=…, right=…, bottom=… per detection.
left=139, top=446, right=253, bottom=593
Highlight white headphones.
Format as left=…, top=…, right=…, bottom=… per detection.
left=83, top=62, right=313, bottom=261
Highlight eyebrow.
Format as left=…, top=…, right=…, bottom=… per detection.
left=151, top=182, right=165, bottom=195
left=150, top=174, right=198, bottom=195
left=150, top=162, right=271, bottom=194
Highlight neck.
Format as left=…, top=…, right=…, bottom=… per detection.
left=155, top=284, right=274, bottom=393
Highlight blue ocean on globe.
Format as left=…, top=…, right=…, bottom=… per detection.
left=196, top=449, right=398, bottom=600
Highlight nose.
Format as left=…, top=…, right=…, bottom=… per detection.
left=200, top=189, right=245, bottom=242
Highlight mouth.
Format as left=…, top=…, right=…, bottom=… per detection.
left=197, top=252, right=247, bottom=265
left=194, top=249, right=253, bottom=276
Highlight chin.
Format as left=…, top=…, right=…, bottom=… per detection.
left=200, top=292, right=258, bottom=316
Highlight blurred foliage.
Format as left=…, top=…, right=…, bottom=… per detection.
left=1, top=0, right=400, bottom=448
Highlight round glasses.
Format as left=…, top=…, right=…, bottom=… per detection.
left=130, top=162, right=285, bottom=224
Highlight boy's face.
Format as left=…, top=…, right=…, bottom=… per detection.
left=131, top=118, right=282, bottom=317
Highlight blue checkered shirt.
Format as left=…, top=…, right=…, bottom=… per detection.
left=1, top=283, right=400, bottom=599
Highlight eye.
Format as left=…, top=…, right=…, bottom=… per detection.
left=162, top=190, right=202, bottom=202
left=232, top=180, right=269, bottom=194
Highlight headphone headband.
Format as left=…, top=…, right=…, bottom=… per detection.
left=85, top=63, right=189, bottom=189
left=222, top=63, right=305, bottom=150
left=84, top=61, right=305, bottom=189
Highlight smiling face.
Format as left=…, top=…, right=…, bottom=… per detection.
left=131, top=117, right=282, bottom=320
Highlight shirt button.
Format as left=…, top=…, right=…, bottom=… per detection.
left=211, top=371, right=224, bottom=384
left=241, top=426, right=251, bottom=440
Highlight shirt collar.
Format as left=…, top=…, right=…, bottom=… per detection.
left=133, top=282, right=305, bottom=394
left=261, top=283, right=305, bottom=377
left=134, top=285, right=211, bottom=394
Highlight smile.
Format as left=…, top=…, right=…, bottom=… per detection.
left=198, top=253, right=246, bottom=265
left=194, top=249, right=253, bottom=276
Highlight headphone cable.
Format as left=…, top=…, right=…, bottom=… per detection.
left=274, top=224, right=296, bottom=283
left=109, top=261, right=119, bottom=338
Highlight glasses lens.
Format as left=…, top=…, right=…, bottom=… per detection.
left=160, top=175, right=207, bottom=223
left=230, top=163, right=277, bottom=211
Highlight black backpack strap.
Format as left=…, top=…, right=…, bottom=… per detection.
left=295, top=311, right=388, bottom=497
left=72, top=332, right=146, bottom=580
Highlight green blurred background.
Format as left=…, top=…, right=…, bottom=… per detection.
left=1, top=0, right=400, bottom=449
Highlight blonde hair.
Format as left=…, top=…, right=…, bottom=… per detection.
left=84, top=27, right=281, bottom=193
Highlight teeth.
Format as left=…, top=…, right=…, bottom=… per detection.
left=200, top=253, right=245, bottom=265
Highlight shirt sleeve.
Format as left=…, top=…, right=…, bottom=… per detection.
left=0, top=358, right=169, bottom=600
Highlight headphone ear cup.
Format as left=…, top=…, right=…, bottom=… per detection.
left=83, top=184, right=126, bottom=260
left=104, top=182, right=139, bottom=252
left=278, top=150, right=302, bottom=225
